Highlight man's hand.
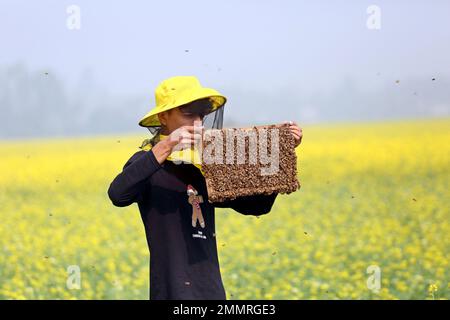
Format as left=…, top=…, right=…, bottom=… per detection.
left=284, top=121, right=303, bottom=148
left=151, top=125, right=203, bottom=164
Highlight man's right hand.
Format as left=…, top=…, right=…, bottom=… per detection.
left=151, top=125, right=203, bottom=164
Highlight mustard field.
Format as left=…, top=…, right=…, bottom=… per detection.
left=0, top=118, right=448, bottom=299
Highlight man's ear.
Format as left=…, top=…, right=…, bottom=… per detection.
left=158, top=111, right=168, bottom=126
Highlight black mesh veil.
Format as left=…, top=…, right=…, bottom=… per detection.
left=202, top=103, right=224, bottom=130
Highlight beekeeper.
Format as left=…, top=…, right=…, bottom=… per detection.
left=108, top=76, right=302, bottom=300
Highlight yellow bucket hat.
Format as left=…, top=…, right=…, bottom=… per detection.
left=139, top=76, right=227, bottom=127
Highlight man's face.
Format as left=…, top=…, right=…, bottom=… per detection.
left=158, top=99, right=213, bottom=134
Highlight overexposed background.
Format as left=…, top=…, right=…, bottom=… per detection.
left=1, top=0, right=449, bottom=138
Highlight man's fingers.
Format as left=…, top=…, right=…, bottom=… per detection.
left=181, top=133, right=202, bottom=142
left=171, top=131, right=201, bottom=145
left=174, top=141, right=194, bottom=151
left=180, top=137, right=196, bottom=144
left=289, top=126, right=303, bottom=144
left=290, top=128, right=302, bottom=138
left=291, top=132, right=301, bottom=140
left=182, top=125, right=204, bottom=133
left=181, top=126, right=195, bottom=132
left=290, top=126, right=302, bottom=135
left=179, top=135, right=201, bottom=145
left=177, top=130, right=200, bottom=139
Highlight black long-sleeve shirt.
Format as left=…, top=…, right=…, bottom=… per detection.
left=107, top=149, right=278, bottom=300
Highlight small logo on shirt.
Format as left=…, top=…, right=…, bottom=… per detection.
left=192, top=230, right=207, bottom=240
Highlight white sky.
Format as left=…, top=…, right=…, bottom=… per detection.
left=1, top=0, right=449, bottom=133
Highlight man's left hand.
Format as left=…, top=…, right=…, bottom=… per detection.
left=284, top=121, right=303, bottom=148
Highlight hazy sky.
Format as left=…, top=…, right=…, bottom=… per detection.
left=1, top=0, right=449, bottom=136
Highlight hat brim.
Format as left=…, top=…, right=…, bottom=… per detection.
left=139, top=87, right=227, bottom=127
